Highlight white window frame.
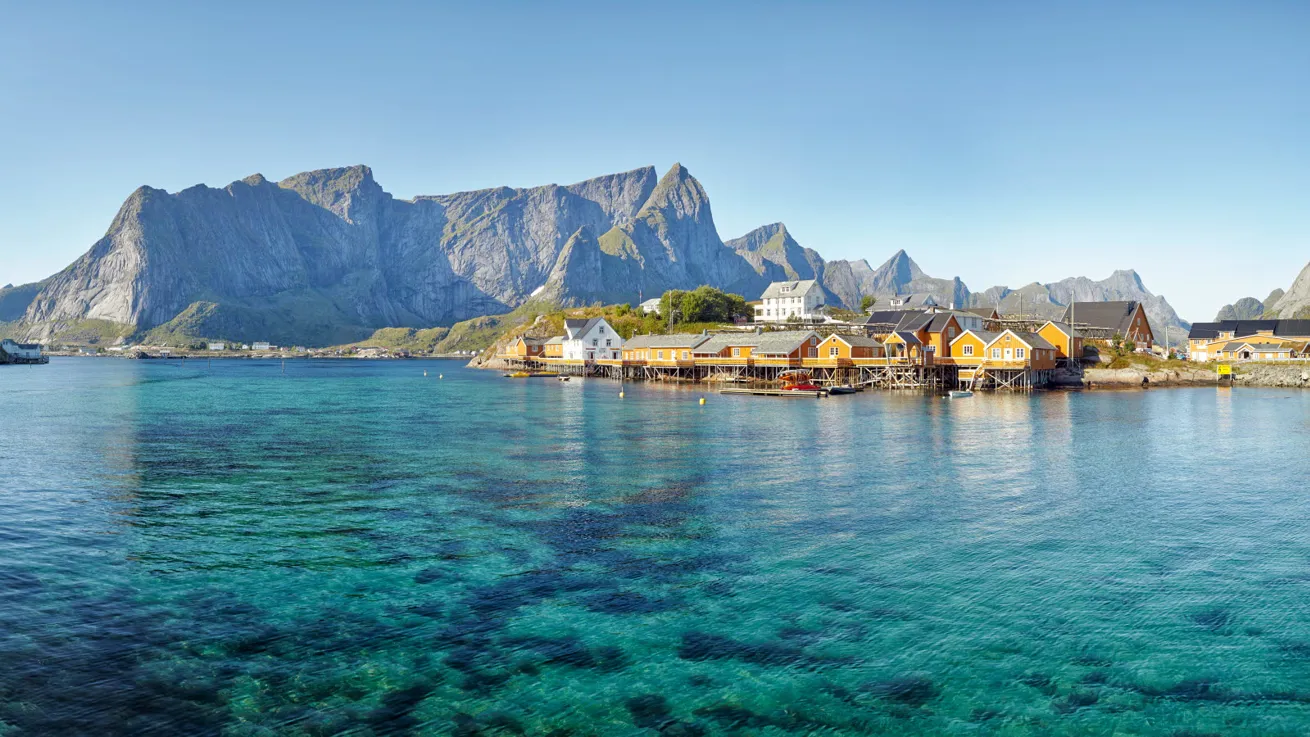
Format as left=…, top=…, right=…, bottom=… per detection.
left=1015, top=347, right=1025, bottom=359
left=992, top=348, right=1002, bottom=359
left=829, top=346, right=840, bottom=357
left=963, top=344, right=974, bottom=356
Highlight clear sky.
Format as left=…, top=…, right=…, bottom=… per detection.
left=3, top=1, right=1308, bottom=321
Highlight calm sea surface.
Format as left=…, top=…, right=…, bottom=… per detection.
left=3, top=358, right=1310, bottom=736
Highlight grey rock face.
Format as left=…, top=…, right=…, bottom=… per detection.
left=20, top=161, right=1194, bottom=344
left=973, top=269, right=1189, bottom=337
left=24, top=165, right=662, bottom=343
left=1268, top=262, right=1310, bottom=318
left=1215, top=297, right=1265, bottom=321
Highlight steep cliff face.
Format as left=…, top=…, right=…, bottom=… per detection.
left=23, top=165, right=662, bottom=343
left=19, top=161, right=1194, bottom=344
left=726, top=223, right=823, bottom=282
left=1269, top=262, right=1310, bottom=318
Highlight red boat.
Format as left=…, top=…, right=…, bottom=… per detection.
left=779, top=370, right=825, bottom=392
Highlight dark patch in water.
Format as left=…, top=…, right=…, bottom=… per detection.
left=862, top=674, right=938, bottom=706
left=1081, top=670, right=1110, bottom=685
left=677, top=631, right=804, bottom=666
left=1190, top=607, right=1232, bottom=632
left=627, top=694, right=673, bottom=729
left=504, top=635, right=627, bottom=672
left=1052, top=689, right=1099, bottom=713
left=581, top=589, right=676, bottom=615
left=1018, top=672, right=1058, bottom=695
left=413, top=567, right=447, bottom=584
left=367, top=682, right=433, bottom=734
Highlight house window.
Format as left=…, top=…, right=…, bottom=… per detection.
left=963, top=345, right=974, bottom=356
left=682, top=350, right=689, bottom=360
left=657, top=350, right=664, bottom=360
left=948, top=327, right=956, bottom=338
left=592, top=339, right=598, bottom=347
left=605, top=339, right=612, bottom=347
left=1015, top=348, right=1025, bottom=359
left=992, top=348, right=1002, bottom=359
left=599, top=326, right=605, bottom=334
left=810, top=337, right=817, bottom=345
left=732, top=347, right=741, bottom=357
left=926, top=345, right=935, bottom=353
left=829, top=346, right=839, bottom=357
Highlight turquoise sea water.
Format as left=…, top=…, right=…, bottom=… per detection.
left=2, top=358, right=1310, bottom=736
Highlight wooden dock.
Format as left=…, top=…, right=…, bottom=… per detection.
left=719, top=388, right=826, bottom=398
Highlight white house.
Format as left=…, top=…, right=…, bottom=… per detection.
left=639, top=298, right=662, bottom=315
left=755, top=280, right=827, bottom=323
left=208, top=342, right=226, bottom=351
left=562, top=317, right=623, bottom=361
left=1, top=339, right=43, bottom=361
left=252, top=342, right=272, bottom=351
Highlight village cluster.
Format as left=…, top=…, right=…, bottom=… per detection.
left=498, top=280, right=1171, bottom=390
left=501, top=279, right=1310, bottom=390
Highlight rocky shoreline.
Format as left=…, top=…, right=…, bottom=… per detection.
left=1084, top=364, right=1310, bottom=389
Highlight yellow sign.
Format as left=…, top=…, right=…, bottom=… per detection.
left=1217, top=364, right=1232, bottom=376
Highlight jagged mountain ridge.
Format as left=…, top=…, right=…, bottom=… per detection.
left=13, top=163, right=1190, bottom=344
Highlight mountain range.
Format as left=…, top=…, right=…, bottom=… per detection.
left=3, top=163, right=1190, bottom=346
left=1213, top=262, right=1310, bottom=320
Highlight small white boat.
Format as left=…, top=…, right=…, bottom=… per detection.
left=948, top=390, right=973, bottom=399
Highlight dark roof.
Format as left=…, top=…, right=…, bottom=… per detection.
left=1059, top=301, right=1141, bottom=333
left=862, top=310, right=922, bottom=326
left=890, top=331, right=922, bottom=345
left=1274, top=320, right=1310, bottom=338
left=895, top=312, right=935, bottom=331
left=964, top=307, right=999, bottom=318
left=926, top=314, right=957, bottom=332
left=1190, top=319, right=1310, bottom=341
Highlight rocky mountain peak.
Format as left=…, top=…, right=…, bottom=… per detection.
left=640, top=163, right=709, bottom=220
left=278, top=165, right=383, bottom=223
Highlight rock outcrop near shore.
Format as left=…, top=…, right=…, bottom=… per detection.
left=1085, top=364, right=1310, bottom=388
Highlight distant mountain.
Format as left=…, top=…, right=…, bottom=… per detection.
left=0, top=280, right=47, bottom=322
left=969, top=269, right=1189, bottom=338
left=9, top=163, right=1191, bottom=345
left=1266, top=262, right=1310, bottom=318
left=1215, top=297, right=1265, bottom=321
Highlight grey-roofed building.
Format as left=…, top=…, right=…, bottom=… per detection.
left=692, top=329, right=819, bottom=362
left=1059, top=301, right=1154, bottom=345
left=756, top=280, right=826, bottom=323
left=623, top=333, right=710, bottom=362
left=560, top=317, right=622, bottom=361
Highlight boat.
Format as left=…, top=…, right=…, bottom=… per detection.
left=557, top=376, right=570, bottom=382
left=779, top=370, right=826, bottom=393
left=948, top=390, right=973, bottom=399
left=503, top=370, right=560, bottom=378
left=827, top=385, right=859, bottom=395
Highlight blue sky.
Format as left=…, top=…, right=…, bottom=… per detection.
left=2, top=1, right=1307, bottom=321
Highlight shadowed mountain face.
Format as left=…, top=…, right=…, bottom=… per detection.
left=12, top=163, right=1190, bottom=345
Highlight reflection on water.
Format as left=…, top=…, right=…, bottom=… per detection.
left=2, top=359, right=1310, bottom=735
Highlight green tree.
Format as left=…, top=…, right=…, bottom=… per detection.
left=860, top=295, right=876, bottom=312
